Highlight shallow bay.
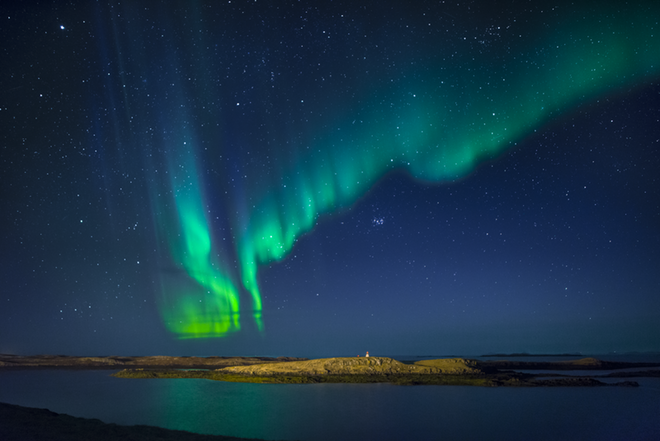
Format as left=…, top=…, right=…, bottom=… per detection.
left=1, top=366, right=659, bottom=440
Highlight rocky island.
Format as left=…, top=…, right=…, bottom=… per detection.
left=111, top=356, right=659, bottom=387
left=3, top=353, right=657, bottom=386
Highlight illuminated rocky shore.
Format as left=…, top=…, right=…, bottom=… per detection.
left=111, top=356, right=659, bottom=387
left=3, top=354, right=657, bottom=386
left=2, top=353, right=657, bottom=387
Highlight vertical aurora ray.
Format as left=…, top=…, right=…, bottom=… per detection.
left=157, top=140, right=242, bottom=338
left=97, top=2, right=255, bottom=339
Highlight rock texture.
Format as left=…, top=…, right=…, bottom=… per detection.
left=219, top=357, right=485, bottom=376
left=413, top=358, right=484, bottom=374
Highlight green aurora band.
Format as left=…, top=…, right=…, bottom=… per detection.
left=153, top=3, right=660, bottom=338
left=158, top=141, right=244, bottom=338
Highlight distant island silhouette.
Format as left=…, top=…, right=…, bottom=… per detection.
left=481, top=353, right=583, bottom=357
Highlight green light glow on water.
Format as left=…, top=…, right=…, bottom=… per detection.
left=156, top=2, right=660, bottom=338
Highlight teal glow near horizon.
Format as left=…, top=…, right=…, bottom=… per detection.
left=146, top=2, right=660, bottom=338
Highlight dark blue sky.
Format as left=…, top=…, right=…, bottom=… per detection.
left=1, top=1, right=659, bottom=357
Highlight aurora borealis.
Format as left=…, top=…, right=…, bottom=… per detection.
left=2, top=1, right=660, bottom=356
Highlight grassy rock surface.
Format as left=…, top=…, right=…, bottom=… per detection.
left=111, top=356, right=647, bottom=387
left=219, top=357, right=485, bottom=376
left=413, top=358, right=484, bottom=374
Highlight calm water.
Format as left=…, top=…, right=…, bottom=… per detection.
left=0, top=363, right=659, bottom=440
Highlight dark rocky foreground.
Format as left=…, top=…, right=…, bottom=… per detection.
left=0, top=402, right=280, bottom=441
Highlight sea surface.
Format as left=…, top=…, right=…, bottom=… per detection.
left=0, top=355, right=659, bottom=441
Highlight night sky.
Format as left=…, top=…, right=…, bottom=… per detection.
left=2, top=1, right=659, bottom=358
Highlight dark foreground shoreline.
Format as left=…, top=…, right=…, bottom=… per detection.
left=0, top=402, right=274, bottom=441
